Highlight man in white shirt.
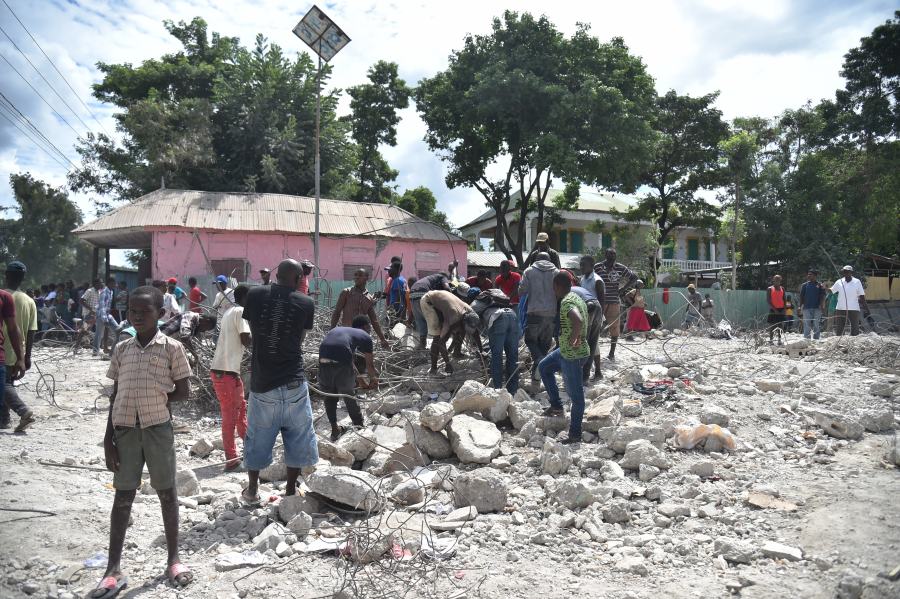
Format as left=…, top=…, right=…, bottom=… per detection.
left=210, top=285, right=251, bottom=470
left=830, top=265, right=870, bottom=337
left=157, top=280, right=180, bottom=322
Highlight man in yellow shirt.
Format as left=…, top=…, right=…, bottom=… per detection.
left=2, top=261, right=35, bottom=432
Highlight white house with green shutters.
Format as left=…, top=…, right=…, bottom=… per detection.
left=457, top=189, right=731, bottom=272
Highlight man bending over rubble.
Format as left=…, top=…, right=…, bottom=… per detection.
left=241, top=259, right=317, bottom=502
left=95, top=285, right=193, bottom=598
left=420, top=288, right=481, bottom=375
left=319, top=314, right=380, bottom=441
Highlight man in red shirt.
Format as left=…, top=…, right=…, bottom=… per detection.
left=187, top=277, right=207, bottom=313
left=494, top=260, right=521, bottom=314
left=466, top=270, right=495, bottom=290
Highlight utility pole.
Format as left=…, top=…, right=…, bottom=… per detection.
left=293, top=5, right=350, bottom=297
left=731, top=175, right=740, bottom=291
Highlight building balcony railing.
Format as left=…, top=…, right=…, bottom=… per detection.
left=660, top=259, right=732, bottom=272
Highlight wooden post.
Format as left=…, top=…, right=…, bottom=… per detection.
left=104, top=248, right=111, bottom=282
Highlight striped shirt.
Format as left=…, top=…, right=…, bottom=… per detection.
left=107, top=331, right=192, bottom=428
left=593, top=262, right=636, bottom=304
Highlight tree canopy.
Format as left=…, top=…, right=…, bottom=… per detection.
left=415, top=11, right=656, bottom=265
left=1, top=174, right=92, bottom=286
left=69, top=18, right=356, bottom=209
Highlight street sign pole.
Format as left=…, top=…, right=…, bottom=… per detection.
left=293, top=4, right=350, bottom=299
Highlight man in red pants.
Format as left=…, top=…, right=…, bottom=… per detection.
left=210, top=285, right=251, bottom=470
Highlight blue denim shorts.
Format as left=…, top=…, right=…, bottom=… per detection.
left=243, top=381, right=319, bottom=471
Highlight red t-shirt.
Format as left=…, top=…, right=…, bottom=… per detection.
left=189, top=286, right=203, bottom=313
left=494, top=272, right=521, bottom=304
left=0, top=289, right=16, bottom=363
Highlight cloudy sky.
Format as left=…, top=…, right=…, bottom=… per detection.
left=0, top=0, right=895, bottom=250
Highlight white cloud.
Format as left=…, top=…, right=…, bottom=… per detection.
left=0, top=0, right=896, bottom=238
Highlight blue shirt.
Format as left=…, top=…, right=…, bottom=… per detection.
left=571, top=285, right=597, bottom=303
left=97, top=287, right=114, bottom=319
left=388, top=276, right=407, bottom=309
left=800, top=281, right=824, bottom=310
left=319, top=327, right=374, bottom=365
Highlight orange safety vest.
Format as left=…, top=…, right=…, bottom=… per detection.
left=769, top=286, right=785, bottom=309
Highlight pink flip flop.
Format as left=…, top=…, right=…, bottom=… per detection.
left=167, top=563, right=193, bottom=588
left=86, top=575, right=127, bottom=599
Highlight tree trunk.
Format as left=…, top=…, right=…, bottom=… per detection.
left=731, top=176, right=740, bottom=291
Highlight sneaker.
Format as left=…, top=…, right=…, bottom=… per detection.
left=542, top=406, right=564, bottom=417
left=14, top=412, right=35, bottom=433
left=559, top=434, right=581, bottom=445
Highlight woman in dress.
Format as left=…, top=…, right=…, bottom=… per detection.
left=625, top=280, right=652, bottom=338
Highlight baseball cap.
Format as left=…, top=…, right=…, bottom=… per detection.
left=5, top=260, right=26, bottom=273
left=259, top=267, right=270, bottom=274
left=167, top=277, right=178, bottom=284
left=536, top=232, right=549, bottom=242
left=215, top=275, right=228, bottom=284
left=455, top=282, right=471, bottom=296
left=841, top=265, right=853, bottom=272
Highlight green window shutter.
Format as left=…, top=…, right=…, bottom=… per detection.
left=602, top=234, right=613, bottom=249
left=571, top=231, right=583, bottom=253
left=687, top=238, right=699, bottom=261
left=559, top=230, right=568, bottom=253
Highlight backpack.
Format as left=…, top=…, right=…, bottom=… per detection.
left=476, top=288, right=510, bottom=308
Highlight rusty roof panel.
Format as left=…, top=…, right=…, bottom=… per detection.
left=74, top=189, right=462, bottom=242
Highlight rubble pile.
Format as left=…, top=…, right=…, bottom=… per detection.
left=1, top=332, right=898, bottom=599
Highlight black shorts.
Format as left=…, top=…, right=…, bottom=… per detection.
left=767, top=312, right=787, bottom=325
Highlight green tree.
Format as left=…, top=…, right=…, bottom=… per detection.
left=69, top=18, right=356, bottom=208
left=2, top=174, right=92, bottom=286
left=396, top=186, right=452, bottom=231
left=345, top=61, right=411, bottom=202
left=718, top=130, right=758, bottom=289
left=615, top=91, right=729, bottom=281
left=415, top=11, right=655, bottom=265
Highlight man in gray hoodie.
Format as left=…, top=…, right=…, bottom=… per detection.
left=519, top=252, right=559, bottom=381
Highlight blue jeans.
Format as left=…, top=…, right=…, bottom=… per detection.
left=411, top=297, right=427, bottom=346
left=488, top=310, right=520, bottom=395
left=524, top=314, right=555, bottom=377
left=539, top=349, right=588, bottom=438
left=93, top=314, right=117, bottom=353
left=802, top=308, right=821, bottom=339
left=244, top=381, right=319, bottom=470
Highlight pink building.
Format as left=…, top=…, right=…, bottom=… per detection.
left=74, top=189, right=467, bottom=293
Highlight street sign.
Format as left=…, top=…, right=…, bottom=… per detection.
left=293, top=5, right=351, bottom=62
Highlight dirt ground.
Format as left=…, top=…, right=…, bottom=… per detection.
left=0, top=331, right=898, bottom=599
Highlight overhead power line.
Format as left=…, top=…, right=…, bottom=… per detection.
left=0, top=107, right=70, bottom=170
left=0, top=90, right=79, bottom=170
left=0, top=51, right=81, bottom=137
left=0, top=22, right=92, bottom=133
left=0, top=0, right=111, bottom=136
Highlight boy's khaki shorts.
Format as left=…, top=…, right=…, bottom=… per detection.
left=113, top=420, right=176, bottom=491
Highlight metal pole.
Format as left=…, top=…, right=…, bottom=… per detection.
left=314, top=49, right=321, bottom=296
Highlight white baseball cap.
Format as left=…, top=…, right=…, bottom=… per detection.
left=841, top=265, right=853, bottom=272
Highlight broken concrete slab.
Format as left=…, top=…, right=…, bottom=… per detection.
left=509, top=401, right=543, bottom=431
left=175, top=469, right=200, bottom=496
left=404, top=421, right=453, bottom=460
left=810, top=409, right=865, bottom=440
left=608, top=425, right=666, bottom=453
left=317, top=440, right=354, bottom=468
left=447, top=414, right=501, bottom=464
left=214, top=550, right=268, bottom=572
left=761, top=541, right=803, bottom=561
left=278, top=494, right=321, bottom=524
left=336, top=429, right=379, bottom=462
left=419, top=402, right=454, bottom=432
left=453, top=467, right=508, bottom=513
left=747, top=491, right=798, bottom=512
left=189, top=437, right=214, bottom=458
left=307, top=466, right=383, bottom=512
left=619, top=439, right=672, bottom=470
left=714, top=538, right=756, bottom=564
left=699, top=405, right=731, bottom=427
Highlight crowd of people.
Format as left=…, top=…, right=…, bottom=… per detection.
left=0, top=243, right=880, bottom=597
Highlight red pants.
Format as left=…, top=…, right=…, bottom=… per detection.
left=211, top=372, right=247, bottom=463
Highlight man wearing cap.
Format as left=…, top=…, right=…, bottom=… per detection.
left=2, top=261, right=34, bottom=432
left=519, top=251, right=559, bottom=381
left=212, top=276, right=235, bottom=321
left=166, top=278, right=187, bottom=313
left=420, top=287, right=480, bottom=375
left=523, top=232, right=561, bottom=268
left=298, top=261, right=314, bottom=295
left=259, top=268, right=271, bottom=285
left=831, top=266, right=870, bottom=337
left=798, top=269, right=826, bottom=340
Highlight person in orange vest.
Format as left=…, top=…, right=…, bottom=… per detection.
left=766, top=274, right=788, bottom=343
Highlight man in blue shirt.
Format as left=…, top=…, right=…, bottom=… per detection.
left=798, top=269, right=826, bottom=340
left=94, top=277, right=117, bottom=356
left=386, top=261, right=408, bottom=322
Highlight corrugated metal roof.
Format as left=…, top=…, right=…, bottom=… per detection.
left=461, top=189, right=637, bottom=230
left=74, top=189, right=463, bottom=244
